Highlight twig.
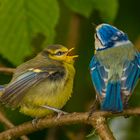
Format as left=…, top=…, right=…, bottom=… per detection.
left=0, top=67, right=15, bottom=74
left=0, top=111, right=29, bottom=140
left=91, top=116, right=115, bottom=140
left=0, top=108, right=140, bottom=139
left=0, top=111, right=14, bottom=129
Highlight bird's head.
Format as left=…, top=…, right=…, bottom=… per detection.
left=41, top=44, right=78, bottom=64
left=94, top=23, right=130, bottom=51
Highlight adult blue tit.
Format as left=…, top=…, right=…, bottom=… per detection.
left=89, top=23, right=140, bottom=112
left=0, top=44, right=78, bottom=117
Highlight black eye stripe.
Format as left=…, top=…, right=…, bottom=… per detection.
left=41, top=50, right=66, bottom=56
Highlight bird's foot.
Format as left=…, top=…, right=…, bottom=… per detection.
left=123, top=103, right=130, bottom=118
left=123, top=109, right=130, bottom=118
left=56, top=110, right=68, bottom=120
left=40, top=105, right=68, bottom=120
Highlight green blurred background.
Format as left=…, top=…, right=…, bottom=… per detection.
left=0, top=0, right=140, bottom=139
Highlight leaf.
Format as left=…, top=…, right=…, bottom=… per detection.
left=63, top=0, right=118, bottom=22
left=0, top=0, right=59, bottom=65
left=93, top=0, right=118, bottom=22
left=63, top=0, right=94, bottom=18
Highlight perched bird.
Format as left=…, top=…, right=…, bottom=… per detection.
left=0, top=44, right=78, bottom=117
left=89, top=23, right=140, bottom=112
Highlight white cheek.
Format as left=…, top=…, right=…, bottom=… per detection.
left=95, top=39, right=105, bottom=50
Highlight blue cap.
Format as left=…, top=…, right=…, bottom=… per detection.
left=96, top=24, right=129, bottom=50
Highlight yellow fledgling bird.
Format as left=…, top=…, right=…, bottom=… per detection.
left=0, top=44, right=78, bottom=118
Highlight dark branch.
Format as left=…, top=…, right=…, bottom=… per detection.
left=0, top=67, right=15, bottom=74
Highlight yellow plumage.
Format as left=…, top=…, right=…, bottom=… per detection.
left=20, top=63, right=75, bottom=117
left=0, top=45, right=77, bottom=117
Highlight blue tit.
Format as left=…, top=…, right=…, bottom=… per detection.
left=90, top=23, right=140, bottom=112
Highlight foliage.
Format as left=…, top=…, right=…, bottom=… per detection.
left=0, top=0, right=59, bottom=65
left=63, top=0, right=118, bottom=22
left=0, top=0, right=118, bottom=65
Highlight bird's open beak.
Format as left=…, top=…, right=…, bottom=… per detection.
left=65, top=48, right=78, bottom=63
left=66, top=48, right=78, bottom=58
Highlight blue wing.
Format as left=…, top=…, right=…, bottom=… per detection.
left=0, top=70, right=49, bottom=107
left=0, top=66, right=65, bottom=107
left=121, top=52, right=140, bottom=96
left=89, top=56, right=108, bottom=97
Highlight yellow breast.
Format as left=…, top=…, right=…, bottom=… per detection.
left=20, top=63, right=75, bottom=117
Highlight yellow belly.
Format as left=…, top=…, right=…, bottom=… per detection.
left=19, top=65, right=75, bottom=117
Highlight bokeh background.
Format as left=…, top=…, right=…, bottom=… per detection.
left=0, top=0, right=140, bottom=139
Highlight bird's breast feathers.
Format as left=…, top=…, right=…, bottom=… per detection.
left=20, top=64, right=75, bottom=117
left=95, top=44, right=135, bottom=67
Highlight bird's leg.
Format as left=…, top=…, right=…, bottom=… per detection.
left=124, top=102, right=129, bottom=109
left=88, top=95, right=99, bottom=119
left=40, top=105, right=68, bottom=119
left=123, top=95, right=130, bottom=118
left=123, top=102, right=130, bottom=118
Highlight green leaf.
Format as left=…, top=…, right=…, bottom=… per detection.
left=93, top=0, right=118, bottom=22
left=63, top=0, right=118, bottom=22
left=63, top=0, right=94, bottom=18
left=0, top=0, right=59, bottom=65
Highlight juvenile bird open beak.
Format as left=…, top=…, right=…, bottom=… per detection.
left=65, top=48, right=78, bottom=63
left=66, top=48, right=79, bottom=58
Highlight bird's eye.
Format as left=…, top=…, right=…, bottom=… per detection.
left=55, top=51, right=65, bottom=56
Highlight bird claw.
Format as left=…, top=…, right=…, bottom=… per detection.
left=56, top=110, right=68, bottom=120
left=40, top=105, right=68, bottom=120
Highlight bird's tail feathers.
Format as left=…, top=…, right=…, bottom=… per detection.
left=101, top=80, right=123, bottom=112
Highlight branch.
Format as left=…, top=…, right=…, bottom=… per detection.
left=91, top=116, right=115, bottom=140
left=0, top=107, right=140, bottom=140
left=0, top=67, right=15, bottom=74
left=0, top=111, right=29, bottom=140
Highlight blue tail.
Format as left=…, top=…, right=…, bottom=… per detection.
left=101, top=81, right=123, bottom=112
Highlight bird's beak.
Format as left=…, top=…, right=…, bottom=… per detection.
left=66, top=48, right=78, bottom=58
left=65, top=48, right=78, bottom=63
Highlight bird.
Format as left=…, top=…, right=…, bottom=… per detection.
left=89, top=23, right=140, bottom=112
left=0, top=44, right=78, bottom=118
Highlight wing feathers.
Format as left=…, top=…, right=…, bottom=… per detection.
left=0, top=66, right=64, bottom=107
left=121, top=53, right=140, bottom=93
left=90, top=56, right=107, bottom=96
